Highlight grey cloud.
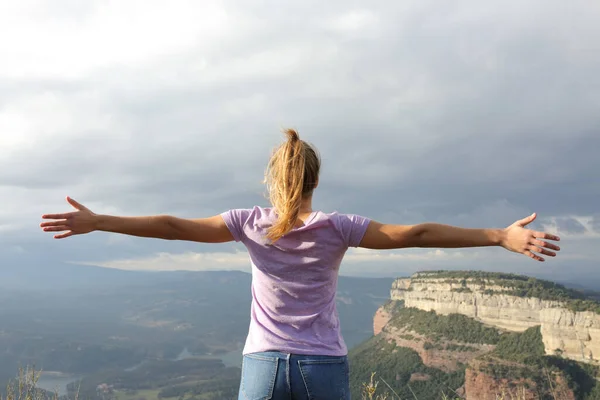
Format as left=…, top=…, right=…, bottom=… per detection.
left=555, top=217, right=587, bottom=235
left=1, top=0, right=599, bottom=279
left=590, top=215, right=600, bottom=233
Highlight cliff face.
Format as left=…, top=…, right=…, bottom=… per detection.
left=540, top=308, right=600, bottom=362
left=464, top=367, right=537, bottom=400
left=390, top=275, right=600, bottom=365
left=464, top=364, right=575, bottom=400
left=373, top=306, right=391, bottom=336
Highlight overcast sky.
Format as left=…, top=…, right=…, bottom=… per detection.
left=1, top=0, right=598, bottom=284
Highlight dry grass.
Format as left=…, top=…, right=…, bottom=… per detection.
left=492, top=388, right=529, bottom=400
left=1, top=368, right=79, bottom=400
left=361, top=372, right=555, bottom=400
left=361, top=372, right=392, bottom=400
left=361, top=372, right=462, bottom=400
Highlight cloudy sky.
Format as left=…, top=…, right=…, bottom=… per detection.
left=1, top=0, right=598, bottom=284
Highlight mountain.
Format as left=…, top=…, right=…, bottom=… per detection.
left=349, top=271, right=600, bottom=399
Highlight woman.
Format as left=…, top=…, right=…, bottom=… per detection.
left=40, top=129, right=560, bottom=400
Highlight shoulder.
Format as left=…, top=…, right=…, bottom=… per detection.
left=220, top=206, right=274, bottom=242
left=221, top=206, right=275, bottom=224
left=249, top=205, right=276, bottom=221
left=310, top=210, right=370, bottom=232
left=325, top=211, right=370, bottom=225
left=323, top=211, right=372, bottom=247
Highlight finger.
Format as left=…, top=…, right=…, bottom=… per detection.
left=41, top=213, right=73, bottom=220
left=67, top=196, right=88, bottom=211
left=40, top=220, right=69, bottom=228
left=516, top=213, right=536, bottom=227
left=533, top=231, right=560, bottom=241
left=43, top=226, right=70, bottom=232
left=55, top=231, right=74, bottom=239
left=524, top=250, right=544, bottom=262
left=531, top=239, right=560, bottom=251
left=529, top=245, right=556, bottom=257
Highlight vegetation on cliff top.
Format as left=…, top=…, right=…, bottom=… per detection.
left=388, top=307, right=501, bottom=345
left=491, top=326, right=546, bottom=363
left=409, top=270, right=600, bottom=313
left=381, top=299, right=405, bottom=315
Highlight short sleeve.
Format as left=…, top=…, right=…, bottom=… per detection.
left=335, top=213, right=372, bottom=248
left=220, top=209, right=252, bottom=242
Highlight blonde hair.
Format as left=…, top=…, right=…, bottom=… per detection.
left=264, top=129, right=321, bottom=242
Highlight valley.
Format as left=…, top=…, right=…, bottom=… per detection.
left=0, top=269, right=392, bottom=400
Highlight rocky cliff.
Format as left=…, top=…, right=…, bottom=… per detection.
left=464, top=361, right=575, bottom=400
left=356, top=271, right=600, bottom=399
left=390, top=272, right=600, bottom=365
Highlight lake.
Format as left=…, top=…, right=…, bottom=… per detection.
left=217, top=348, right=243, bottom=368
left=35, top=373, right=83, bottom=397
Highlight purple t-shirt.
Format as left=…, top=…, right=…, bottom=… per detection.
left=220, top=206, right=371, bottom=356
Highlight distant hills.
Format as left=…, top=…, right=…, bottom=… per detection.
left=0, top=254, right=164, bottom=290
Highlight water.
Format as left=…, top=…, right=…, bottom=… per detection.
left=35, top=373, right=83, bottom=397
left=218, top=348, right=242, bottom=368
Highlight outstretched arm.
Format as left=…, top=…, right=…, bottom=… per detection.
left=40, top=197, right=234, bottom=243
left=359, top=213, right=560, bottom=262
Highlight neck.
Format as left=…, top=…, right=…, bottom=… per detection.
left=299, top=197, right=313, bottom=213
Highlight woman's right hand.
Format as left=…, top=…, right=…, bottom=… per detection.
left=40, top=196, right=98, bottom=239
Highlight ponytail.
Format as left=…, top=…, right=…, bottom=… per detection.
left=265, top=129, right=320, bottom=242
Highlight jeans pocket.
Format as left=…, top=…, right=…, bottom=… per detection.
left=240, top=354, right=279, bottom=400
left=298, top=357, right=349, bottom=400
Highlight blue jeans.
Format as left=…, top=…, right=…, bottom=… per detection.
left=238, top=351, right=350, bottom=400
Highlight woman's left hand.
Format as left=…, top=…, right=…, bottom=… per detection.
left=501, top=213, right=561, bottom=262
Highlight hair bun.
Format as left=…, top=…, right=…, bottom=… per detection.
left=285, top=128, right=300, bottom=142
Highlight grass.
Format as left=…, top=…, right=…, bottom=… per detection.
left=360, top=371, right=557, bottom=400
left=2, top=367, right=79, bottom=400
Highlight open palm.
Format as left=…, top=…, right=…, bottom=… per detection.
left=502, top=213, right=560, bottom=262
left=40, top=197, right=97, bottom=239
